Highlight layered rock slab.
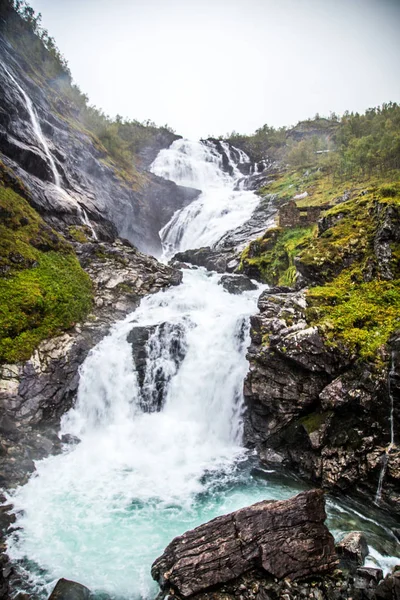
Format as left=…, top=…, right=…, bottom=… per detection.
left=151, top=489, right=337, bottom=598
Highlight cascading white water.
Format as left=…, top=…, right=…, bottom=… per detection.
left=7, top=270, right=269, bottom=598
left=151, top=139, right=260, bottom=257
left=6, top=138, right=400, bottom=599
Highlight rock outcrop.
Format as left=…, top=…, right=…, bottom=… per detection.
left=244, top=288, right=400, bottom=511
left=127, top=321, right=187, bottom=412
left=219, top=274, right=258, bottom=295
left=152, top=490, right=338, bottom=598
left=171, top=194, right=278, bottom=274
left=48, top=578, right=90, bottom=600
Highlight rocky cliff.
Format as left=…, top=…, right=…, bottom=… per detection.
left=238, top=170, right=400, bottom=512
left=0, top=17, right=200, bottom=255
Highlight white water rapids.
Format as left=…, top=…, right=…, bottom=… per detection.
left=151, top=139, right=259, bottom=256
left=5, top=140, right=400, bottom=599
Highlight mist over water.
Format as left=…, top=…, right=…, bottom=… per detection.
left=6, top=140, right=400, bottom=599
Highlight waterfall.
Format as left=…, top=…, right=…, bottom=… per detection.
left=7, top=270, right=263, bottom=598
left=2, top=64, right=97, bottom=239
left=375, top=351, right=396, bottom=505
left=6, top=137, right=400, bottom=599
left=150, top=139, right=260, bottom=257
left=79, top=207, right=98, bottom=241
left=2, top=64, right=61, bottom=187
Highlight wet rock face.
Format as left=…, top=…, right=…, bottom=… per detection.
left=374, top=203, right=400, bottom=281
left=0, top=37, right=199, bottom=254
left=337, top=532, right=369, bottom=567
left=244, top=288, right=400, bottom=511
left=0, top=239, right=182, bottom=489
left=127, top=321, right=187, bottom=412
left=172, top=247, right=232, bottom=273
left=219, top=274, right=258, bottom=295
left=152, top=490, right=337, bottom=598
left=179, top=566, right=388, bottom=600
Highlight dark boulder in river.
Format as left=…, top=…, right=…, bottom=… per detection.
left=219, top=274, right=258, bottom=295
left=48, top=578, right=90, bottom=600
left=151, top=489, right=338, bottom=598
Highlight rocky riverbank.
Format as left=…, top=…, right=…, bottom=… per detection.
left=151, top=490, right=399, bottom=600
left=170, top=171, right=400, bottom=514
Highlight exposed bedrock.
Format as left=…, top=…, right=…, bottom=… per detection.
left=48, top=578, right=91, bottom=600
left=0, top=36, right=200, bottom=254
left=243, top=288, right=400, bottom=512
left=151, top=490, right=338, bottom=598
left=127, top=321, right=187, bottom=412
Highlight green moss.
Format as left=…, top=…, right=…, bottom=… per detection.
left=306, top=276, right=400, bottom=360
left=68, top=226, right=89, bottom=244
left=300, top=411, right=332, bottom=434
left=245, top=167, right=400, bottom=365
left=0, top=181, right=92, bottom=363
left=240, top=225, right=316, bottom=285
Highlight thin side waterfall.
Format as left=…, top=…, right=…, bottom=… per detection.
left=79, top=207, right=98, bottom=241
left=150, top=139, right=260, bottom=258
left=375, top=351, right=396, bottom=505
left=2, top=64, right=97, bottom=239
left=2, top=64, right=61, bottom=187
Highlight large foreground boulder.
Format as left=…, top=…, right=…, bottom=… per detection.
left=151, top=489, right=338, bottom=598
left=48, top=578, right=90, bottom=600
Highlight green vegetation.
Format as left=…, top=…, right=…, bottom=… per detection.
left=68, top=226, right=89, bottom=244
left=307, top=277, right=400, bottom=361
left=303, top=187, right=400, bottom=360
left=300, top=410, right=332, bottom=434
left=239, top=225, right=316, bottom=286
left=225, top=104, right=400, bottom=182
left=0, top=174, right=92, bottom=363
left=241, top=165, right=400, bottom=362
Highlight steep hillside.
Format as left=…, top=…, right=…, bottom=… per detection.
left=0, top=1, right=200, bottom=255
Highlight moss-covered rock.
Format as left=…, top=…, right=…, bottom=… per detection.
left=239, top=225, right=316, bottom=286
left=0, top=180, right=92, bottom=363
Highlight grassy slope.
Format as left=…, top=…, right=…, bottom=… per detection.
left=240, top=168, right=400, bottom=361
left=0, top=163, right=92, bottom=363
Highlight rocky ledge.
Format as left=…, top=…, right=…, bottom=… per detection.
left=171, top=193, right=278, bottom=273
left=243, top=288, right=400, bottom=512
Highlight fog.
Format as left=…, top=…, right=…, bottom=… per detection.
left=29, top=0, right=400, bottom=139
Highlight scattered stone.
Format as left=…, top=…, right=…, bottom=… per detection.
left=336, top=532, right=369, bottom=566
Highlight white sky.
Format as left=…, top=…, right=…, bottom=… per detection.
left=29, top=0, right=400, bottom=139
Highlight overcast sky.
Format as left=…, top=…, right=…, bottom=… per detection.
left=29, top=0, right=400, bottom=139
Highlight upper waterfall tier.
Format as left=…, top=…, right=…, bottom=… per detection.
left=150, top=139, right=260, bottom=257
